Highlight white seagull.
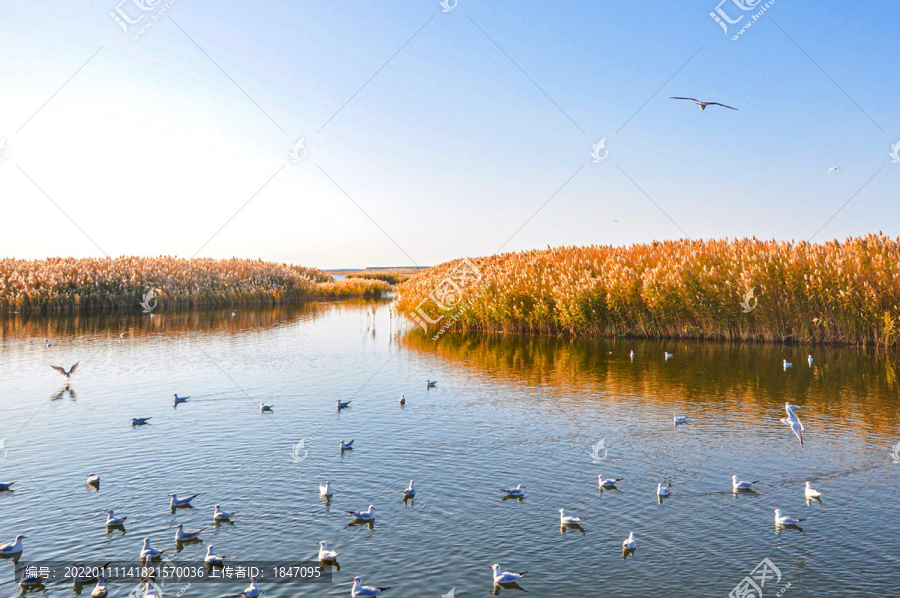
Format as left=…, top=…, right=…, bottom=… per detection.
left=427, top=380, right=437, bottom=388
left=399, top=394, right=406, bottom=405
left=783, top=359, right=792, bottom=370
left=622, top=531, right=637, bottom=549
left=17, top=565, right=47, bottom=588
left=346, top=505, right=376, bottom=522
left=86, top=473, right=100, bottom=486
left=674, top=414, right=687, bottom=426
left=598, top=475, right=624, bottom=488
left=669, top=96, right=738, bottom=111
left=808, top=355, right=814, bottom=366
left=351, top=576, right=391, bottom=596
left=168, top=493, right=201, bottom=508
left=664, top=352, right=674, bottom=360
left=0, top=481, right=16, bottom=491
left=0, top=535, right=25, bottom=555
left=241, top=577, right=259, bottom=597
left=731, top=475, right=759, bottom=491
left=104, top=509, right=127, bottom=526
left=173, top=394, right=190, bottom=404
left=131, top=417, right=151, bottom=426
left=174, top=524, right=205, bottom=542
left=51, top=362, right=79, bottom=380
left=401, top=480, right=416, bottom=499
left=259, top=403, right=274, bottom=412
left=630, top=350, right=635, bottom=361
left=340, top=439, right=354, bottom=451
left=319, top=481, right=333, bottom=497
left=317, top=540, right=340, bottom=561
left=773, top=508, right=805, bottom=526
left=91, top=574, right=108, bottom=597
left=558, top=508, right=585, bottom=525
left=490, top=564, right=527, bottom=585
left=780, top=402, right=804, bottom=446
left=140, top=538, right=166, bottom=560
left=337, top=399, right=352, bottom=410
left=657, top=482, right=672, bottom=497
left=204, top=545, right=228, bottom=565
left=213, top=505, right=236, bottom=521
left=804, top=481, right=823, bottom=500
left=827, top=166, right=842, bottom=174
left=501, top=484, right=525, bottom=497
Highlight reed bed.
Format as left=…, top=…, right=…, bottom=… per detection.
left=346, top=272, right=412, bottom=284
left=0, top=257, right=389, bottom=313
left=397, top=234, right=900, bottom=347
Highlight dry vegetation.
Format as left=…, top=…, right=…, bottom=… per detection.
left=0, top=257, right=390, bottom=313
left=346, top=272, right=412, bottom=284
left=397, top=234, right=900, bottom=347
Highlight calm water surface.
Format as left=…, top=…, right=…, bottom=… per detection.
left=1, top=302, right=898, bottom=597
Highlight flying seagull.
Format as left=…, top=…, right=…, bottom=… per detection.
left=52, top=362, right=79, bottom=380
left=670, top=97, right=738, bottom=111
left=827, top=167, right=842, bottom=174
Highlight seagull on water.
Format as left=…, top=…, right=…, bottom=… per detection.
left=73, top=562, right=110, bottom=585
left=104, top=509, right=127, bottom=526
left=213, top=505, right=236, bottom=521
left=490, top=564, right=526, bottom=585
left=259, top=403, right=274, bottom=412
left=399, top=394, right=405, bottom=405
left=340, top=439, right=354, bottom=451
left=0, top=535, right=25, bottom=555
left=664, top=351, right=674, bottom=360
left=337, top=399, right=351, bottom=410
left=241, top=577, right=259, bottom=597
left=674, top=414, right=687, bottom=426
left=501, top=484, right=525, bottom=497
left=808, top=355, right=814, bottom=366
left=351, top=576, right=391, bottom=596
left=731, top=475, right=759, bottom=491
left=783, top=359, right=792, bottom=370
left=427, top=380, right=437, bottom=388
left=657, top=482, right=672, bottom=497
left=0, top=481, right=16, bottom=491
left=319, top=481, right=333, bottom=497
left=86, top=473, right=100, bottom=486
left=51, top=362, right=79, bottom=380
left=804, top=481, right=823, bottom=500
left=558, top=508, right=585, bottom=525
left=401, top=480, right=415, bottom=499
left=773, top=508, right=805, bottom=526
left=780, top=402, right=804, bottom=445
left=630, top=350, right=634, bottom=361
left=131, top=417, right=152, bottom=426
left=231, top=311, right=237, bottom=317
left=204, top=545, right=228, bottom=565
left=174, top=524, right=205, bottom=542
left=140, top=538, right=166, bottom=560
left=346, top=505, right=376, bottom=522
left=17, top=565, right=47, bottom=588
left=168, top=493, right=201, bottom=508
left=622, top=531, right=637, bottom=549
left=317, top=540, right=340, bottom=561
left=91, top=574, right=108, bottom=597
left=173, top=394, right=190, bottom=404
left=670, top=96, right=738, bottom=111
left=598, top=475, right=624, bottom=488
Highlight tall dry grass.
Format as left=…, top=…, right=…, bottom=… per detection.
left=0, top=257, right=389, bottom=313
left=397, top=234, right=900, bottom=347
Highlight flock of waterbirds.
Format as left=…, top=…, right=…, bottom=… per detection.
left=0, top=346, right=830, bottom=596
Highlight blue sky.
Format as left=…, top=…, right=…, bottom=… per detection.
left=0, top=0, right=897, bottom=268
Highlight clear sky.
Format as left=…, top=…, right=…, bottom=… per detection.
left=1, top=0, right=897, bottom=269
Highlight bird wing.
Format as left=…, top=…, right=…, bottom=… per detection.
left=670, top=97, right=700, bottom=102
left=707, top=102, right=738, bottom=110
left=69, top=362, right=80, bottom=375
left=51, top=365, right=66, bottom=375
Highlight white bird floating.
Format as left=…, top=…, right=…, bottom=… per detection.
left=204, top=545, right=228, bottom=565
left=131, top=417, right=152, bottom=426
left=346, top=505, right=376, bottom=522
left=427, top=380, right=437, bottom=388
left=91, top=574, right=108, bottom=597
left=51, top=362, right=79, bottom=380
left=351, top=575, right=391, bottom=596
left=173, top=394, right=190, bottom=404
left=104, top=509, right=127, bottom=526
left=669, top=96, right=738, bottom=111
left=168, top=493, right=201, bottom=508
left=490, top=564, right=527, bottom=585
left=317, top=540, right=340, bottom=561
left=0, top=534, right=26, bottom=555
left=804, top=481, right=823, bottom=500
left=558, top=508, right=585, bottom=525
left=808, top=355, right=814, bottom=366
left=664, top=352, right=674, bottom=360
left=340, top=439, right=354, bottom=451
left=783, top=359, right=792, bottom=370
left=86, top=473, right=100, bottom=486
left=319, top=481, right=333, bottom=497
left=657, top=482, right=672, bottom=497
left=598, top=475, right=624, bottom=488
left=674, top=414, right=687, bottom=426
left=140, top=538, right=166, bottom=560
left=0, top=481, right=16, bottom=491
left=780, top=402, right=804, bottom=446
left=773, top=508, right=805, bottom=526
left=174, top=523, right=205, bottom=542
left=231, top=311, right=237, bottom=317
left=731, top=475, right=759, bottom=491
left=630, top=350, right=634, bottom=361
left=399, top=394, right=406, bottom=405
left=401, top=480, right=416, bottom=499
left=337, top=399, right=352, bottom=410
left=213, top=504, right=236, bottom=521
left=259, top=403, right=274, bottom=412
left=622, top=531, right=637, bottom=549
left=240, top=577, right=259, bottom=597
left=17, top=565, right=47, bottom=588
left=501, top=484, right=525, bottom=497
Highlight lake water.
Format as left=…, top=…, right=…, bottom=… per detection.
left=1, top=301, right=897, bottom=597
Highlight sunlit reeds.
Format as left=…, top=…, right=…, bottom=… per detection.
left=0, top=257, right=389, bottom=313
left=397, top=234, right=900, bottom=347
left=346, top=272, right=411, bottom=284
